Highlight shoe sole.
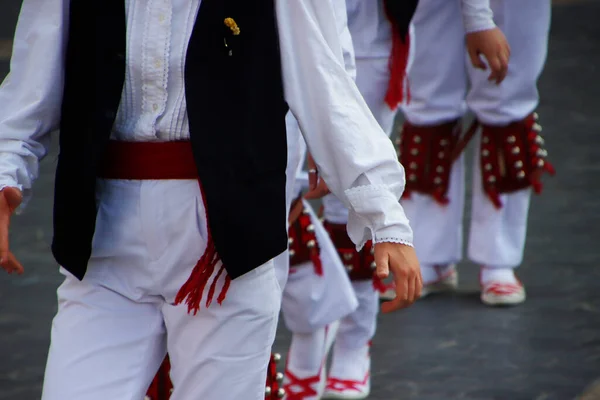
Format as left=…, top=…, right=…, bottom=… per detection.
left=420, top=273, right=459, bottom=298
left=481, top=291, right=526, bottom=306
left=321, top=389, right=370, bottom=399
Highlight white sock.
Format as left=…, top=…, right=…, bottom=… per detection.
left=480, top=267, right=518, bottom=285
left=288, top=329, right=326, bottom=373
left=421, top=264, right=455, bottom=285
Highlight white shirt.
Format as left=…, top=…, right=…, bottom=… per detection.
left=346, top=0, right=496, bottom=58
left=0, top=0, right=414, bottom=249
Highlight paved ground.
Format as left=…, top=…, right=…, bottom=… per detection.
left=0, top=1, right=599, bottom=400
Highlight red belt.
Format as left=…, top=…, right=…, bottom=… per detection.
left=98, top=140, right=198, bottom=180
left=99, top=140, right=230, bottom=314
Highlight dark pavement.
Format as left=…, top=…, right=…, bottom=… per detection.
left=1, top=1, right=599, bottom=399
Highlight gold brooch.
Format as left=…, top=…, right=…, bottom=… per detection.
left=224, top=18, right=240, bottom=35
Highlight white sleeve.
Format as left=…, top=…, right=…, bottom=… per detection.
left=461, top=0, right=496, bottom=33
left=331, top=0, right=357, bottom=80
left=276, top=0, right=413, bottom=249
left=0, top=0, right=68, bottom=205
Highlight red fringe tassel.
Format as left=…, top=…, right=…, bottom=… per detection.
left=384, top=26, right=411, bottom=110
left=174, top=182, right=231, bottom=315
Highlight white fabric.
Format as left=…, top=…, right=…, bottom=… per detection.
left=0, top=0, right=414, bottom=250
left=277, top=0, right=413, bottom=249
left=480, top=266, right=518, bottom=284
left=333, top=281, right=379, bottom=350
left=461, top=0, right=496, bottom=33
left=345, top=0, right=494, bottom=59
left=113, top=0, right=201, bottom=141
left=400, top=0, right=550, bottom=268
left=332, top=0, right=357, bottom=80
left=277, top=0, right=358, bottom=327
left=41, top=180, right=281, bottom=400
left=281, top=200, right=358, bottom=333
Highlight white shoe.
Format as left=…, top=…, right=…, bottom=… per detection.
left=420, top=265, right=458, bottom=298
left=322, top=344, right=370, bottom=399
left=481, top=280, right=526, bottom=306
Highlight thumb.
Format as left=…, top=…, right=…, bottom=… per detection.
left=375, top=249, right=390, bottom=279
left=469, top=49, right=486, bottom=70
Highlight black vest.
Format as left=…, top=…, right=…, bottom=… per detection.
left=384, top=0, right=419, bottom=39
left=53, top=0, right=289, bottom=280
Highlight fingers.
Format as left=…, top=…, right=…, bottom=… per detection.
left=308, top=169, right=318, bottom=191
left=0, top=189, right=24, bottom=275
left=303, top=180, right=330, bottom=200
left=487, top=54, right=508, bottom=84
left=1, top=252, right=24, bottom=275
left=415, top=269, right=423, bottom=299
left=0, top=195, right=11, bottom=267
left=468, top=49, right=487, bottom=70
left=304, top=186, right=328, bottom=200
left=380, top=260, right=421, bottom=314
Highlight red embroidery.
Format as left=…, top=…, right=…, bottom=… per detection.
left=326, top=372, right=370, bottom=393
left=479, top=113, right=555, bottom=208
left=289, top=207, right=323, bottom=275
left=484, top=283, right=523, bottom=296
left=323, top=222, right=387, bottom=293
left=397, top=120, right=461, bottom=205
left=283, top=371, right=321, bottom=399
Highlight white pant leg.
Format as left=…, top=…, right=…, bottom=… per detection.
left=43, top=179, right=281, bottom=400
left=42, top=180, right=168, bottom=400
left=355, top=57, right=396, bottom=135
left=322, top=194, right=349, bottom=225
left=164, top=261, right=280, bottom=400
left=401, top=0, right=467, bottom=125
left=42, top=274, right=167, bottom=400
left=467, top=0, right=551, bottom=124
left=468, top=136, right=532, bottom=268
left=282, top=201, right=358, bottom=333
left=467, top=0, right=550, bottom=268
left=398, top=0, right=467, bottom=265
left=401, top=155, right=466, bottom=266
left=334, top=281, right=379, bottom=350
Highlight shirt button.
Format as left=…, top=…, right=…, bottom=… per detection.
left=152, top=104, right=159, bottom=112
left=154, top=60, right=162, bottom=69
left=158, top=14, right=166, bottom=23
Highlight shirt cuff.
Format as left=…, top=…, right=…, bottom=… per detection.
left=344, top=184, right=414, bottom=251
left=0, top=152, right=35, bottom=214
left=462, top=0, right=497, bottom=33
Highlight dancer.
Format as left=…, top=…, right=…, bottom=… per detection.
left=399, top=0, right=554, bottom=306
left=320, top=0, right=510, bottom=398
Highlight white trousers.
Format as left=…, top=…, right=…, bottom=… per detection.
left=282, top=200, right=358, bottom=333
left=400, top=0, right=551, bottom=268
left=41, top=180, right=281, bottom=400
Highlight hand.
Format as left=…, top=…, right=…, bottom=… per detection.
left=466, top=27, right=511, bottom=85
left=304, top=153, right=331, bottom=200
left=374, top=242, right=422, bottom=313
left=0, top=187, right=24, bottom=275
